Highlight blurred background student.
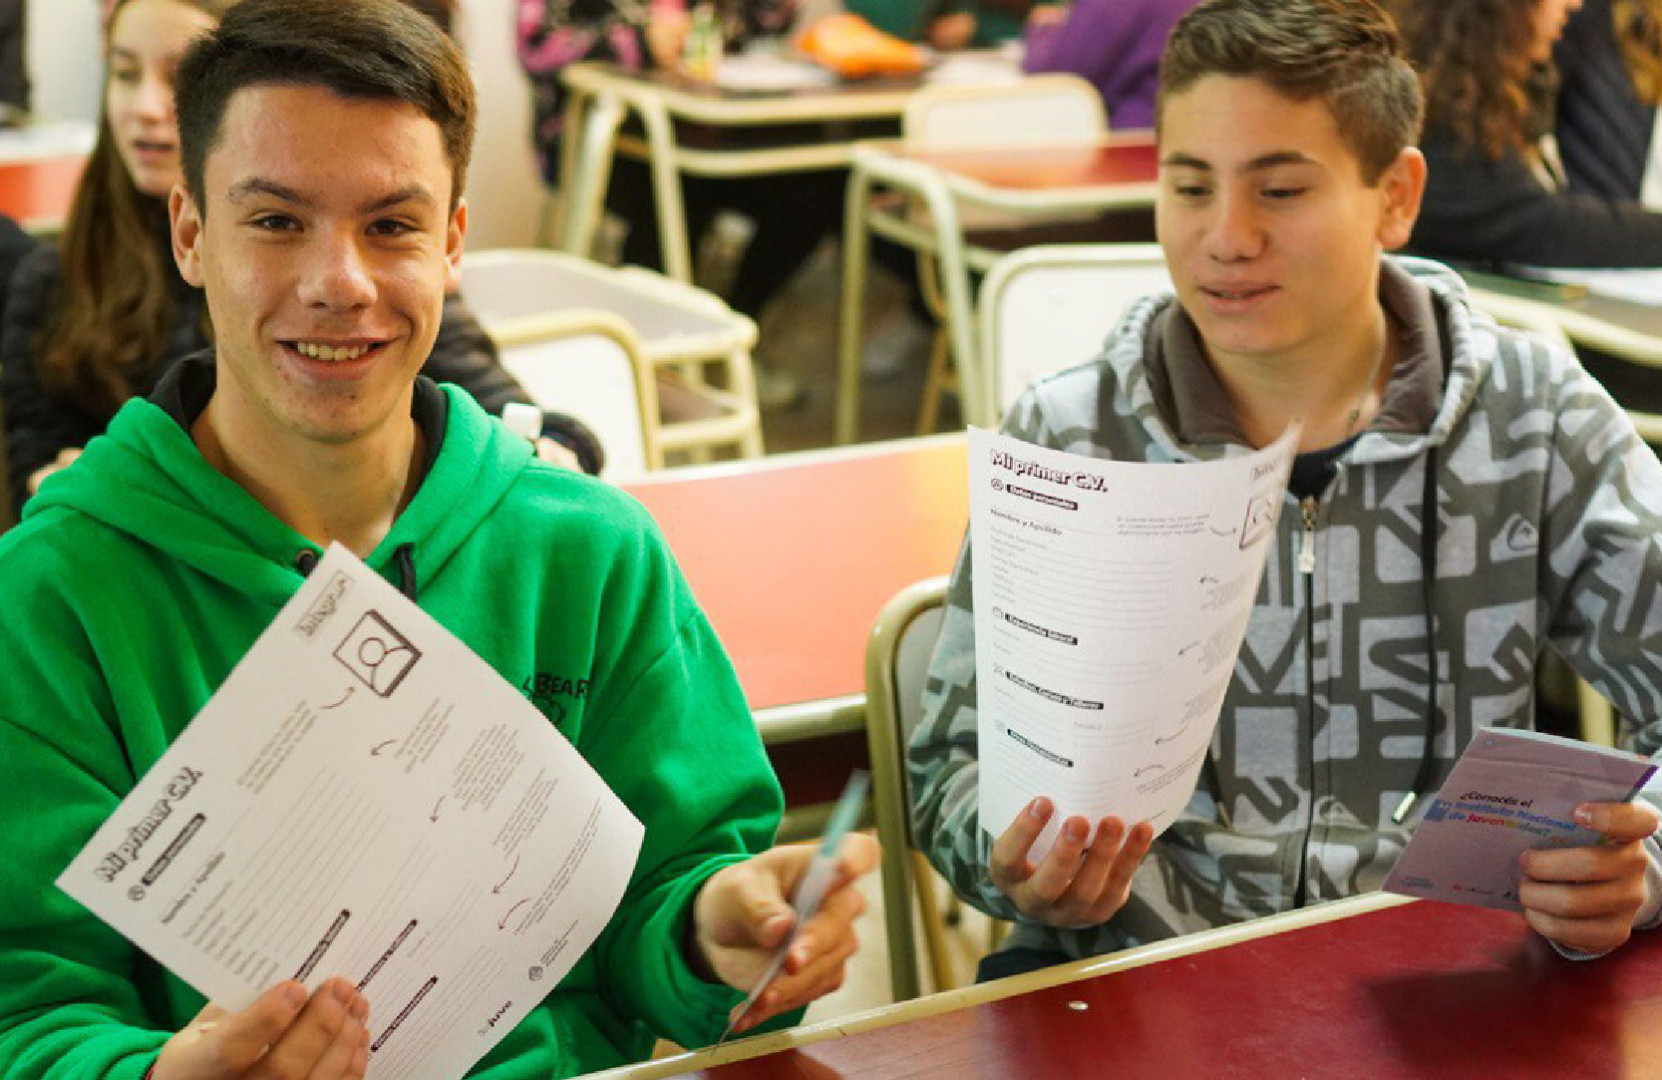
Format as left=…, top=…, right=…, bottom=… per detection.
left=1393, top=0, right=1662, bottom=268
left=2, top=0, right=598, bottom=518
left=1556, top=0, right=1662, bottom=207
left=1021, top=0, right=1197, bottom=129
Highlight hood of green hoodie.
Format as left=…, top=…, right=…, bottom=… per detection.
left=24, top=382, right=534, bottom=606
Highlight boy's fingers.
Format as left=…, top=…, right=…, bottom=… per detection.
left=991, top=798, right=1054, bottom=886
left=1577, top=801, right=1661, bottom=842
left=1020, top=815, right=1092, bottom=907
left=208, top=981, right=309, bottom=1073
left=258, top=979, right=357, bottom=1080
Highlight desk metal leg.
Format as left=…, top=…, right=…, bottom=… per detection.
left=835, top=164, right=875, bottom=444
left=639, top=100, right=694, bottom=282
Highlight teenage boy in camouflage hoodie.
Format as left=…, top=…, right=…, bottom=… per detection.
left=911, top=0, right=1662, bottom=981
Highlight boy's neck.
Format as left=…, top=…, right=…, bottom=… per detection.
left=1205, top=308, right=1397, bottom=454
left=192, top=399, right=425, bottom=558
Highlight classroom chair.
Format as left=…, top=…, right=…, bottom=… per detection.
left=460, top=249, right=764, bottom=464
left=978, top=243, right=1172, bottom=427
left=484, top=310, right=661, bottom=480
left=866, top=575, right=1006, bottom=1002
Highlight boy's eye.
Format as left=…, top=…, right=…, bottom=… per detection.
left=251, top=214, right=298, bottom=231
left=368, top=219, right=416, bottom=237
left=1263, top=187, right=1307, bottom=200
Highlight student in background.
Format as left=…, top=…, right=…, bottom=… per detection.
left=1556, top=0, right=1662, bottom=207
left=1395, top=0, right=1662, bottom=268
left=1, top=0, right=593, bottom=520
left=1021, top=0, right=1197, bottom=129
left=910, top=0, right=1660, bottom=983
left=0, top=1, right=876, bottom=1076
left=518, top=0, right=845, bottom=405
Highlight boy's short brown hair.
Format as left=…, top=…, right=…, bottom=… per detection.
left=176, top=0, right=476, bottom=212
left=1159, top=0, right=1423, bottom=183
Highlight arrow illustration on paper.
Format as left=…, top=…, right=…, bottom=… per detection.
left=1135, top=764, right=1167, bottom=777
left=494, top=854, right=520, bottom=895
left=321, top=686, right=355, bottom=711
left=499, top=899, right=529, bottom=930
left=430, top=796, right=444, bottom=823
left=370, top=739, right=397, bottom=756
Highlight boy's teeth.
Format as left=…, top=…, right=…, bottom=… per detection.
left=296, top=342, right=369, bottom=361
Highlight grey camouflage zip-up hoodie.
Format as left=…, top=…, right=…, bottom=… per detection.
left=910, top=257, right=1662, bottom=961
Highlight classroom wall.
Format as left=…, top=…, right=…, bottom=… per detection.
left=27, top=0, right=100, bottom=123
left=25, top=0, right=544, bottom=252
left=455, top=0, right=545, bottom=251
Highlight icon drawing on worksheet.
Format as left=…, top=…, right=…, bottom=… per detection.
left=1239, top=493, right=1277, bottom=549
left=334, top=611, right=421, bottom=698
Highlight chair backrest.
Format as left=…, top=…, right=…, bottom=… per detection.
left=979, top=243, right=1172, bottom=424
left=461, top=248, right=751, bottom=357
left=902, top=73, right=1107, bottom=149
left=462, top=248, right=764, bottom=463
left=486, top=311, right=661, bottom=479
left=864, top=575, right=950, bottom=1003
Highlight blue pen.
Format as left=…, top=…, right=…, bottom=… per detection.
left=720, top=769, right=870, bottom=1041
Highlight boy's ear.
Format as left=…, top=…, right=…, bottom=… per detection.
left=170, top=184, right=205, bottom=287
left=443, top=197, right=468, bottom=294
left=1376, top=147, right=1427, bottom=252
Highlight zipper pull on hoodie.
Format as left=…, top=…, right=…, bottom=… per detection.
left=1298, top=496, right=1318, bottom=575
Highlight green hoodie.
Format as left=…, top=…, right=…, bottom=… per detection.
left=0, top=375, right=783, bottom=1079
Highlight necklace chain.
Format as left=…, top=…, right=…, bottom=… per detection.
left=1340, top=341, right=1389, bottom=441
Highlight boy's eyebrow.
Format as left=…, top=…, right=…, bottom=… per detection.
left=227, top=178, right=310, bottom=206
left=361, top=186, right=436, bottom=214
left=224, top=180, right=437, bottom=214
left=1160, top=150, right=1319, bottom=172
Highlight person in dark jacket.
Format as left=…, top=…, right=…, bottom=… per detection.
left=1, top=0, right=597, bottom=518
left=1556, top=0, right=1661, bottom=204
left=1394, top=0, right=1662, bottom=269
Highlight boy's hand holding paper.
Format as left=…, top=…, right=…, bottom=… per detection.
left=1384, top=727, right=1660, bottom=954
left=1518, top=797, right=1661, bottom=954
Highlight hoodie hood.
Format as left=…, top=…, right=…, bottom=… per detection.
left=1094, top=255, right=1495, bottom=465
left=23, top=370, right=534, bottom=607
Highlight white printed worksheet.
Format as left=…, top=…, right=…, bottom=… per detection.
left=971, top=427, right=1297, bottom=855
left=58, top=545, right=643, bottom=1080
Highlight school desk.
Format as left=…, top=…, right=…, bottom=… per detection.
left=623, top=434, right=968, bottom=816
left=585, top=890, right=1662, bottom=1080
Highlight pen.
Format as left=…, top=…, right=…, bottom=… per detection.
left=720, top=769, right=870, bottom=1041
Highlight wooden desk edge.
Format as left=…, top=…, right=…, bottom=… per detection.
left=624, top=431, right=966, bottom=488
left=580, top=891, right=1418, bottom=1080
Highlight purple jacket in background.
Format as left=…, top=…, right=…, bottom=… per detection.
left=1022, top=0, right=1196, bottom=130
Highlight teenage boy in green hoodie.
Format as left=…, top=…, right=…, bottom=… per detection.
left=0, top=1, right=875, bottom=1078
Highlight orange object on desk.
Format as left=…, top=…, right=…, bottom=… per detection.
left=797, top=13, right=927, bottom=79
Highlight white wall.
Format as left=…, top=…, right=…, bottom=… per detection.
left=27, top=0, right=101, bottom=122
left=26, top=0, right=544, bottom=251
left=455, top=0, right=545, bottom=251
